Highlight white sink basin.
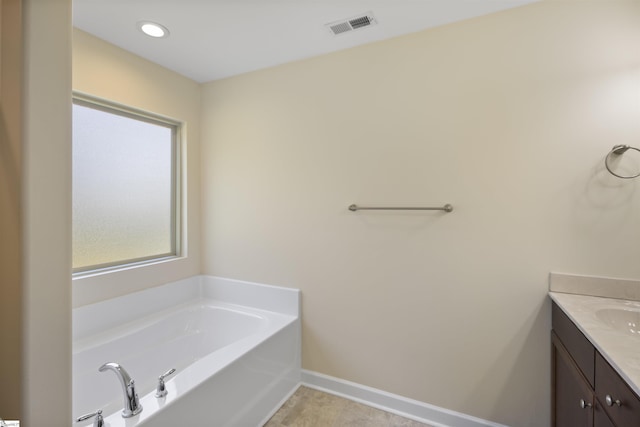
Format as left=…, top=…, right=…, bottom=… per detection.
left=596, top=307, right=640, bottom=337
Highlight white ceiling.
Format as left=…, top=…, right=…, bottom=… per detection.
left=73, top=0, right=539, bottom=83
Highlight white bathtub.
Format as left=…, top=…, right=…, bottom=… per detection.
left=73, top=276, right=301, bottom=427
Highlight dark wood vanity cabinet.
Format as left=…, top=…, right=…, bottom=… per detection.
left=552, top=302, right=640, bottom=427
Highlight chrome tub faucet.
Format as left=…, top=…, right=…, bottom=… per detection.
left=98, top=362, right=143, bottom=418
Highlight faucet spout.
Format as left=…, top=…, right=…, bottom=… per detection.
left=98, top=362, right=143, bottom=418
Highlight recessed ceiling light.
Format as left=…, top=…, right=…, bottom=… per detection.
left=138, top=21, right=169, bottom=38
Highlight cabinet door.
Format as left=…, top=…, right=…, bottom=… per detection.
left=553, top=333, right=594, bottom=427
left=595, top=352, right=640, bottom=426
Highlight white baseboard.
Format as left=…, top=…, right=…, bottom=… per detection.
left=301, top=370, right=509, bottom=427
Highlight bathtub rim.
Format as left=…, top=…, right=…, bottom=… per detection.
left=73, top=275, right=300, bottom=341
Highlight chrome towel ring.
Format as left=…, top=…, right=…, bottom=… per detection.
left=605, top=145, right=640, bottom=179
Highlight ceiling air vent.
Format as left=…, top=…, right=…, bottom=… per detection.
left=326, top=12, right=377, bottom=36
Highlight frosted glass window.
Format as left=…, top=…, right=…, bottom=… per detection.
left=72, top=99, right=180, bottom=272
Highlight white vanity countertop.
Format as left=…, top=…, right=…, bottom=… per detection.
left=550, top=291, right=640, bottom=397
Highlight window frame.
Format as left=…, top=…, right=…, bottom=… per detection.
left=71, top=93, right=183, bottom=276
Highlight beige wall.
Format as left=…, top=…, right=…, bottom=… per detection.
left=22, top=0, right=72, bottom=424
left=72, top=29, right=201, bottom=307
left=0, top=0, right=22, bottom=419
left=201, top=1, right=640, bottom=425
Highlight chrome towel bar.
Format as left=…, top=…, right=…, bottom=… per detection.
left=348, top=204, right=453, bottom=212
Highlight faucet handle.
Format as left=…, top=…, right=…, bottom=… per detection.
left=159, top=368, right=176, bottom=380
left=76, top=409, right=104, bottom=427
left=155, top=368, right=176, bottom=398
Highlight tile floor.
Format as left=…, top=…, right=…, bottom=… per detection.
left=264, top=386, right=436, bottom=427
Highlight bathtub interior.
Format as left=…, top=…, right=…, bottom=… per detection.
left=72, top=276, right=301, bottom=426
